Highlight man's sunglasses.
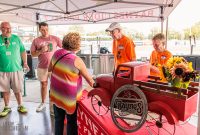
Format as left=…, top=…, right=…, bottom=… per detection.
left=4, top=37, right=9, bottom=45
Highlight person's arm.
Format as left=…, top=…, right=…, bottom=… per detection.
left=18, top=36, right=29, bottom=70
left=31, top=50, right=42, bottom=57
left=31, top=47, right=48, bottom=57
left=131, top=41, right=136, bottom=61
left=30, top=40, right=38, bottom=57
left=112, top=40, right=117, bottom=72
left=150, top=65, right=160, bottom=74
left=56, top=37, right=62, bottom=48
left=150, top=51, right=160, bottom=74
left=74, top=57, right=94, bottom=87
left=31, top=40, right=48, bottom=57
left=21, top=51, right=29, bottom=70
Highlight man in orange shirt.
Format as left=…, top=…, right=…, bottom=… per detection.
left=150, top=33, right=172, bottom=80
left=106, top=22, right=136, bottom=71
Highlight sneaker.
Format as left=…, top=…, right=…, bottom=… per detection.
left=0, top=107, right=11, bottom=117
left=36, top=103, right=46, bottom=112
left=18, top=105, right=28, bottom=113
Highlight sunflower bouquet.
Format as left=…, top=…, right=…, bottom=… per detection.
left=162, top=56, right=199, bottom=89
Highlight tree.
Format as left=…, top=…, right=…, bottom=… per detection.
left=133, top=32, right=144, bottom=40
left=168, top=30, right=181, bottom=40
left=183, top=21, right=200, bottom=40
left=148, top=27, right=160, bottom=39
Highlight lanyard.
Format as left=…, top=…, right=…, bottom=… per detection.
left=1, top=35, right=10, bottom=49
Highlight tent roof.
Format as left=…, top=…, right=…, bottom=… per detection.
left=0, top=0, right=181, bottom=25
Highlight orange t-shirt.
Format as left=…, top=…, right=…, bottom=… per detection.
left=112, top=35, right=136, bottom=70
left=150, top=50, right=172, bottom=79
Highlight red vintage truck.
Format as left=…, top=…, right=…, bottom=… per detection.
left=88, top=61, right=199, bottom=134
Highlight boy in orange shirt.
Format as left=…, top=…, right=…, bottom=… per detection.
left=106, top=22, right=136, bottom=71
left=150, top=33, right=172, bottom=80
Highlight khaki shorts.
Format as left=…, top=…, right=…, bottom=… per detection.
left=0, top=71, right=24, bottom=93
left=37, top=68, right=51, bottom=82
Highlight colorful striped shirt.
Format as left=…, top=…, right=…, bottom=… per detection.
left=50, top=49, right=82, bottom=114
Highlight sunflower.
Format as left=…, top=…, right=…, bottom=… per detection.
left=162, top=56, right=199, bottom=89
left=170, top=62, right=188, bottom=79
left=166, top=56, right=183, bottom=69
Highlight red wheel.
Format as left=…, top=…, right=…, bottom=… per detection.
left=146, top=112, right=176, bottom=135
left=91, top=95, right=109, bottom=115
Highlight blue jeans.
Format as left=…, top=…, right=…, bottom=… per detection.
left=53, top=104, right=78, bottom=135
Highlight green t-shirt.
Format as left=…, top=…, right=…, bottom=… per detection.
left=0, top=34, right=25, bottom=72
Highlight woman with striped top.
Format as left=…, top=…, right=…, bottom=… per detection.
left=49, top=32, right=94, bottom=135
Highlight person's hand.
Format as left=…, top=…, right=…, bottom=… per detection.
left=150, top=65, right=160, bottom=74
left=41, top=45, right=48, bottom=53
left=23, top=63, right=30, bottom=73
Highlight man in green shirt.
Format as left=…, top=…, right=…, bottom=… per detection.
left=0, top=21, right=29, bottom=117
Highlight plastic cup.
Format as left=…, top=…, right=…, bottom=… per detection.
left=48, top=43, right=53, bottom=51
left=23, top=68, right=30, bottom=74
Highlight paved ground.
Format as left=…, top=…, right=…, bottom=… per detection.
left=0, top=101, right=53, bottom=135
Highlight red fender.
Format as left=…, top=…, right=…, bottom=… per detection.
left=148, top=101, right=179, bottom=124
left=88, top=88, right=112, bottom=106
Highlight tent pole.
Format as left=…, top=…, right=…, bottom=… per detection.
left=66, top=0, right=68, bottom=13
left=161, top=19, right=163, bottom=33
left=165, top=17, right=168, bottom=49
left=198, top=80, right=200, bottom=135
left=197, top=80, right=200, bottom=135
left=37, top=24, right=39, bottom=37
left=160, top=6, right=164, bottom=33
left=36, top=13, right=40, bottom=37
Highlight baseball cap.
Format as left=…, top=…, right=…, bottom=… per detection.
left=105, top=22, right=122, bottom=32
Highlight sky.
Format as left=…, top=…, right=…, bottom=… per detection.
left=168, top=0, right=200, bottom=30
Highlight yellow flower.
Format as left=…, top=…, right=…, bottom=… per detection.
left=166, top=57, right=181, bottom=69
left=188, top=62, right=193, bottom=71
left=166, top=58, right=174, bottom=69
left=170, top=63, right=187, bottom=79
left=163, top=56, right=199, bottom=89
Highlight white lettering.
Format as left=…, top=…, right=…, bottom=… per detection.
left=79, top=105, right=107, bottom=135
left=93, top=123, right=98, bottom=135
left=79, top=109, right=84, bottom=120
left=83, top=126, right=87, bottom=133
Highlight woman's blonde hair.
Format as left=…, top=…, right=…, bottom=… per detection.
left=62, top=32, right=81, bottom=51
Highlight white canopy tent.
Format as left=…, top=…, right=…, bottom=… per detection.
left=1, top=1, right=200, bottom=134
left=0, top=0, right=180, bottom=25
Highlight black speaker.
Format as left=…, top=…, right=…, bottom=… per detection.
left=26, top=54, right=38, bottom=78
left=182, top=56, right=196, bottom=70
left=195, top=57, right=200, bottom=71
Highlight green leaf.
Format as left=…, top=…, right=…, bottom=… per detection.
left=182, top=82, right=190, bottom=89
left=171, top=78, right=182, bottom=88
